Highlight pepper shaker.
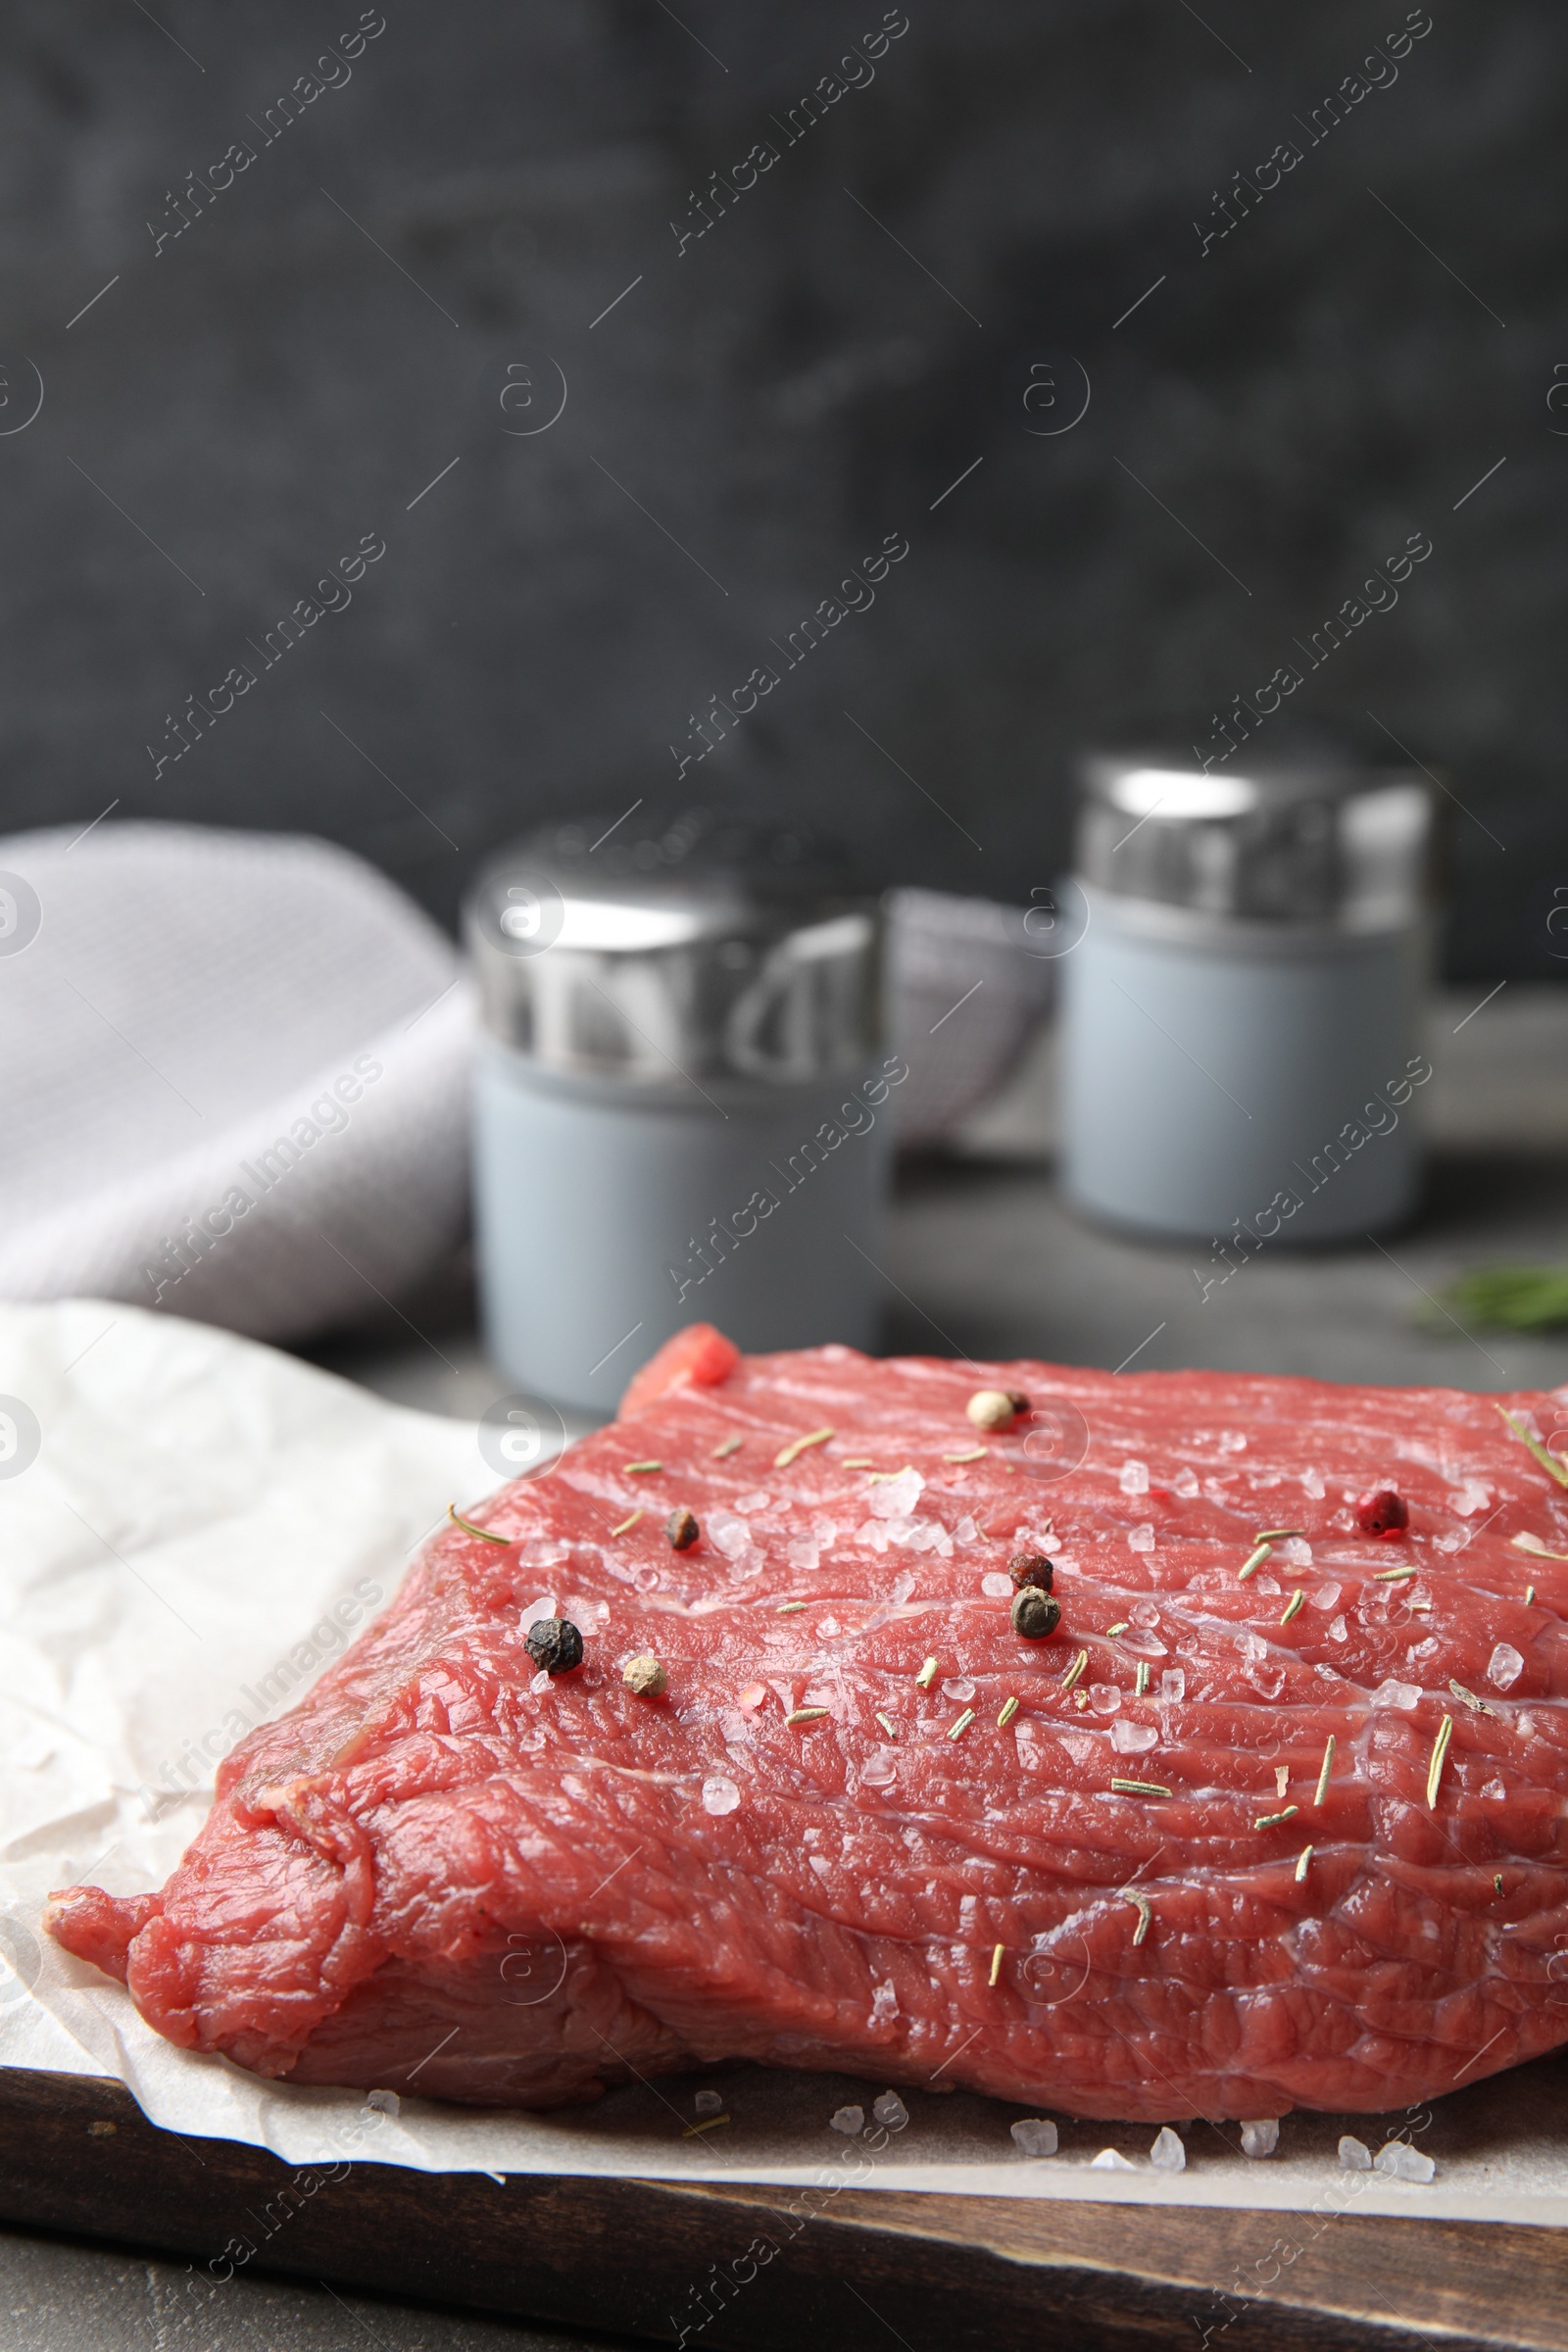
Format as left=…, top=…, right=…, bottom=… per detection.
left=1059, top=750, right=1439, bottom=1246
left=466, top=808, right=900, bottom=1412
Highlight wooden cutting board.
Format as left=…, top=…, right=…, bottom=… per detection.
left=1, top=2064, right=1565, bottom=2350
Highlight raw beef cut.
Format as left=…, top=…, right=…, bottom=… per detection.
left=48, top=1329, right=1568, bottom=2122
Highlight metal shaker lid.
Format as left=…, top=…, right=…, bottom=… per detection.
left=1076, top=747, right=1438, bottom=934
left=465, top=807, right=883, bottom=1091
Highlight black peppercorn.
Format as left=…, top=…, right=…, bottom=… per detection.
left=1005, top=1390, right=1030, bottom=1414
left=525, top=1617, right=583, bottom=1675
left=666, top=1506, right=700, bottom=1550
left=1008, top=1551, right=1054, bottom=1592
left=1010, top=1589, right=1061, bottom=1640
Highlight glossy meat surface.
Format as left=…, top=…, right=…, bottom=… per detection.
left=48, top=1339, right=1568, bottom=2120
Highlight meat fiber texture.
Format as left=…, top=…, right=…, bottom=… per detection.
left=48, top=1328, right=1568, bottom=2125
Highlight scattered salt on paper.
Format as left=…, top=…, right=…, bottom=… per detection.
left=695, top=2089, right=723, bottom=2115
left=1091, top=2148, right=1137, bottom=2172
left=1376, top=2140, right=1436, bottom=2183
left=830, top=2105, right=863, bottom=2135
left=1010, top=2119, right=1057, bottom=2158
left=1240, top=2118, right=1279, bottom=2158
left=366, top=2089, right=400, bottom=2117
left=1339, top=2135, right=1373, bottom=2172
left=1151, top=2127, right=1186, bottom=2173
left=872, top=2090, right=908, bottom=2131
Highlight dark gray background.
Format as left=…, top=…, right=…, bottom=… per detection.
left=2, top=0, right=1563, bottom=976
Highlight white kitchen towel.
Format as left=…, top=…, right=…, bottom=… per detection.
left=886, top=888, right=1056, bottom=1146
left=0, top=823, right=470, bottom=1345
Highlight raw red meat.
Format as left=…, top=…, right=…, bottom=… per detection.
left=48, top=1339, right=1568, bottom=2122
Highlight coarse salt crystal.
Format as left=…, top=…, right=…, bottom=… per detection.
left=1090, top=2147, right=1137, bottom=2171
left=520, top=1595, right=557, bottom=1631
left=1131, top=1598, right=1161, bottom=1629
left=1279, top=1539, right=1313, bottom=1566
left=694, top=2088, right=723, bottom=2115
left=830, top=2105, right=864, bottom=2135
left=982, top=1572, right=1013, bottom=1597
left=1011, top=2118, right=1058, bottom=2158
left=1088, top=1684, right=1121, bottom=1716
left=1127, top=1524, right=1155, bottom=1553
left=1160, top=1669, right=1186, bottom=1701
left=1111, top=1719, right=1158, bottom=1754
left=709, top=1513, right=753, bottom=1560
left=365, top=2089, right=401, bottom=2117
left=1339, top=2134, right=1372, bottom=2171
left=1173, top=1468, right=1200, bottom=1497
left=1488, top=1642, right=1524, bottom=1691
left=1372, top=1679, right=1422, bottom=1711
left=1240, top=2118, right=1279, bottom=2158
left=956, top=1515, right=979, bottom=1544
left=702, top=1776, right=741, bottom=1816
left=868, top=1469, right=925, bottom=1521
left=738, top=1684, right=766, bottom=1710
left=788, top=1540, right=820, bottom=1572
left=1448, top=1482, right=1493, bottom=1518
left=1375, top=2140, right=1436, bottom=2182
left=942, top=1678, right=975, bottom=1702
left=735, top=1490, right=773, bottom=1513
left=1150, top=2127, right=1186, bottom=2173
left=1311, top=1582, right=1342, bottom=1611
left=872, top=2089, right=907, bottom=2129
left=1300, top=1468, right=1326, bottom=1498
left=1240, top=1633, right=1267, bottom=1663
left=1482, top=1778, right=1506, bottom=1800
left=860, top=1748, right=898, bottom=1788
left=1120, top=1461, right=1150, bottom=1495
left=812, top=1517, right=838, bottom=1546
left=529, top=1671, right=551, bottom=1695
left=1326, top=1614, right=1348, bottom=1643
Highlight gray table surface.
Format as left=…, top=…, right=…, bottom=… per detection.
left=5, top=983, right=1565, bottom=2351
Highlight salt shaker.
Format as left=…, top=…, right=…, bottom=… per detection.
left=466, top=808, right=900, bottom=1412
left=1059, top=751, right=1438, bottom=1249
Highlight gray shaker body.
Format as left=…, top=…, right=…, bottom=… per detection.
left=466, top=809, right=894, bottom=1413
left=1059, top=752, right=1439, bottom=1246
left=474, top=1047, right=894, bottom=1412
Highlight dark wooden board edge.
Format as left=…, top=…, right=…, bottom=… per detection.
left=1, top=2067, right=1564, bottom=2352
